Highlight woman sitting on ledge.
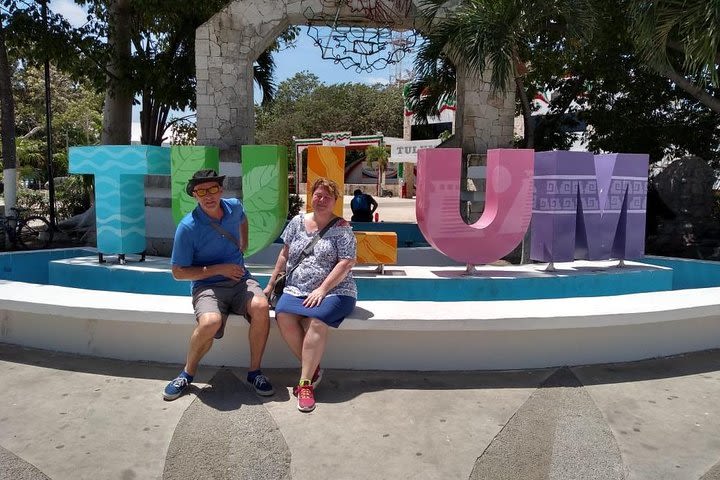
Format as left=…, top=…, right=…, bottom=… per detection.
left=264, top=178, right=357, bottom=412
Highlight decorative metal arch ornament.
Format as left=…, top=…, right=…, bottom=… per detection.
left=343, top=0, right=413, bottom=23
left=304, top=0, right=418, bottom=73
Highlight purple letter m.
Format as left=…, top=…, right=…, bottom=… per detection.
left=531, top=151, right=649, bottom=263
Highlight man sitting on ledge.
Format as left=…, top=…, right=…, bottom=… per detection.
left=163, top=169, right=273, bottom=401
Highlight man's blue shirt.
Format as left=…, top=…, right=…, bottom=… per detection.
left=171, top=197, right=250, bottom=290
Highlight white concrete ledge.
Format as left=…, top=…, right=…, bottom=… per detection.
left=2, top=280, right=720, bottom=370
left=4, top=280, right=720, bottom=329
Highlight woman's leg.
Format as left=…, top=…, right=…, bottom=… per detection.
left=299, top=317, right=329, bottom=380
left=275, top=312, right=306, bottom=361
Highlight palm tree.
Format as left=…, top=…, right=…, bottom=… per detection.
left=365, top=144, right=390, bottom=196
left=629, top=0, right=720, bottom=114
left=404, top=52, right=456, bottom=125
left=409, top=0, right=595, bottom=148
left=408, top=0, right=594, bottom=264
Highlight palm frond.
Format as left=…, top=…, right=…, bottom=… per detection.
left=630, top=0, right=719, bottom=86
left=414, top=0, right=600, bottom=94
left=254, top=49, right=276, bottom=106
left=406, top=53, right=456, bottom=123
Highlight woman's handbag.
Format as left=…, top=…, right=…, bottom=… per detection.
left=269, top=272, right=286, bottom=308
left=268, top=216, right=340, bottom=309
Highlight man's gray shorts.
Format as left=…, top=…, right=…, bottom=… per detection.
left=192, top=277, right=265, bottom=339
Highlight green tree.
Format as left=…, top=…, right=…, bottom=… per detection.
left=73, top=0, right=291, bottom=145
left=409, top=0, right=595, bottom=148
left=13, top=0, right=298, bottom=147
left=2, top=0, right=111, bottom=219
left=12, top=64, right=102, bottom=183
left=256, top=71, right=404, bottom=153
left=526, top=0, right=719, bottom=165
left=629, top=0, right=720, bottom=113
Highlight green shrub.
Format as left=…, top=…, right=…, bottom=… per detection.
left=15, top=175, right=91, bottom=220
left=16, top=187, right=49, bottom=215
left=54, top=175, right=92, bottom=220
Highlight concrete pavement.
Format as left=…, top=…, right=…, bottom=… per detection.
left=2, top=342, right=720, bottom=479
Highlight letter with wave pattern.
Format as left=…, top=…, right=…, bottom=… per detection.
left=241, top=145, right=288, bottom=257
left=531, top=151, right=649, bottom=262
left=416, top=148, right=534, bottom=264
left=69, top=145, right=170, bottom=254
left=170, top=146, right=219, bottom=224
left=306, top=146, right=345, bottom=218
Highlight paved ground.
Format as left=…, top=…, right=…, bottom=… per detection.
left=3, top=342, right=720, bottom=480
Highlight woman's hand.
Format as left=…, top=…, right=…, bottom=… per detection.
left=303, top=286, right=329, bottom=307
left=262, top=281, right=274, bottom=298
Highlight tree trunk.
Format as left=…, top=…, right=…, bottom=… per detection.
left=656, top=65, right=720, bottom=114
left=100, top=0, right=133, bottom=145
left=514, top=74, right=533, bottom=264
left=515, top=75, right=534, bottom=148
left=140, top=93, right=170, bottom=145
left=0, top=21, right=18, bottom=212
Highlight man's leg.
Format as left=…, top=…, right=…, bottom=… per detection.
left=243, top=292, right=275, bottom=396
left=246, top=294, right=271, bottom=371
left=184, top=312, right=223, bottom=376
left=164, top=311, right=222, bottom=400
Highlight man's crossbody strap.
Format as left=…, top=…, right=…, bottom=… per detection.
left=210, top=222, right=242, bottom=250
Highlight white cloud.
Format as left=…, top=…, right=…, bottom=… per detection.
left=51, top=0, right=89, bottom=27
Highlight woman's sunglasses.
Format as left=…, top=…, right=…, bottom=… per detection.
left=193, top=185, right=221, bottom=197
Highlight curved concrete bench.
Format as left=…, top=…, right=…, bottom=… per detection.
left=2, top=279, right=720, bottom=370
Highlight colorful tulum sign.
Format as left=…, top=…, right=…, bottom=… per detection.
left=70, top=145, right=648, bottom=266
left=416, top=149, right=649, bottom=265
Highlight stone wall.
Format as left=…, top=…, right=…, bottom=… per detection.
left=195, top=0, right=515, bottom=164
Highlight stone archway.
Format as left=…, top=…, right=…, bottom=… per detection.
left=195, top=0, right=515, bottom=163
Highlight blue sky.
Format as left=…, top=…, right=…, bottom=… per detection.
left=51, top=0, right=416, bottom=123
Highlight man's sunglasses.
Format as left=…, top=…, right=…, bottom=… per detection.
left=193, top=185, right=221, bottom=197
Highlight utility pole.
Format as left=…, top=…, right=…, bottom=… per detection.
left=42, top=0, right=57, bottom=227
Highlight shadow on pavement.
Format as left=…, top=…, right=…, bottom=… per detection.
left=4, top=342, right=720, bottom=404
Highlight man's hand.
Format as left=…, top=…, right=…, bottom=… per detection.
left=215, top=263, right=245, bottom=281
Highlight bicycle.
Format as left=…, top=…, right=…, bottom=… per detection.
left=0, top=207, right=53, bottom=250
